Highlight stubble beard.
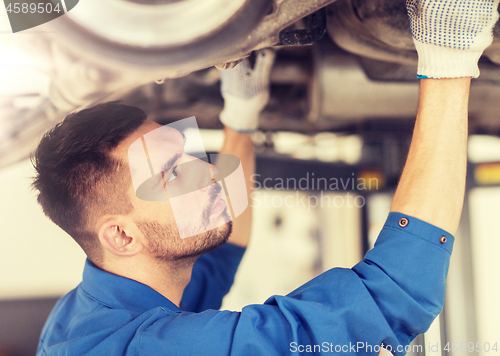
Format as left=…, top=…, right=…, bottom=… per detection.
left=136, top=183, right=233, bottom=262
left=138, top=218, right=232, bottom=262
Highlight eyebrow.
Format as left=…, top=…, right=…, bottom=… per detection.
left=160, top=151, right=182, bottom=174
left=159, top=131, right=186, bottom=174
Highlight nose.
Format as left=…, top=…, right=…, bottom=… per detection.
left=182, top=154, right=221, bottom=193
left=193, top=156, right=215, bottom=192
left=199, top=163, right=219, bottom=192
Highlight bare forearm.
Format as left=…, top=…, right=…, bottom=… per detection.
left=219, top=126, right=254, bottom=247
left=390, top=78, right=470, bottom=235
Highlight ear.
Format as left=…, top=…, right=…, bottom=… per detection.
left=97, top=216, right=144, bottom=257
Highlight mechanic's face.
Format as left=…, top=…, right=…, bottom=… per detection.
left=115, top=120, right=232, bottom=260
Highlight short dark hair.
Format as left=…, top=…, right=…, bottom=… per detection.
left=32, top=101, right=147, bottom=264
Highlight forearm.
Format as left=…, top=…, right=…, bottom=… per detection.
left=390, top=78, right=470, bottom=235
left=218, top=126, right=254, bottom=247
left=217, top=49, right=273, bottom=246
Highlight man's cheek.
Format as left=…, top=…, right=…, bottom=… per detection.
left=134, top=189, right=176, bottom=223
left=165, top=162, right=213, bottom=199
left=169, top=191, right=204, bottom=239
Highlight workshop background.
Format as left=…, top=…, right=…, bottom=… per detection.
left=1, top=1, right=500, bottom=355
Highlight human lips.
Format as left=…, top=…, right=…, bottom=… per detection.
left=210, top=195, right=226, bottom=216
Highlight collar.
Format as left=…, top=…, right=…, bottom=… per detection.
left=81, top=259, right=180, bottom=314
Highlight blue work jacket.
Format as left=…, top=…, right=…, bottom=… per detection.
left=37, top=212, right=454, bottom=355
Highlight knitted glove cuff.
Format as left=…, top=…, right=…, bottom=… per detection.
left=414, top=40, right=483, bottom=78
left=407, top=0, right=500, bottom=79
left=220, top=92, right=269, bottom=132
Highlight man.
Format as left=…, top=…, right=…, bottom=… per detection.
left=35, top=1, right=498, bottom=355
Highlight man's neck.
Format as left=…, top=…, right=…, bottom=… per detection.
left=101, top=254, right=197, bottom=307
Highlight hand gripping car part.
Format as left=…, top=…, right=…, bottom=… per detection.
left=219, top=49, right=276, bottom=133
left=407, top=0, right=500, bottom=78
left=127, top=117, right=247, bottom=239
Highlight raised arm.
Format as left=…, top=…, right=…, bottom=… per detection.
left=218, top=49, right=275, bottom=247
left=391, top=0, right=500, bottom=235
left=179, top=52, right=275, bottom=311
left=390, top=78, right=469, bottom=235
left=218, top=127, right=255, bottom=247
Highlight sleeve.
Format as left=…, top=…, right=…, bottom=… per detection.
left=180, top=242, right=246, bottom=312
left=139, top=212, right=454, bottom=356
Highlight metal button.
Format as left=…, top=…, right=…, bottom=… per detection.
left=440, top=236, right=447, bottom=244
left=398, top=218, right=408, bottom=227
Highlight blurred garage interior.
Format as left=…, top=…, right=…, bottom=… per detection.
left=1, top=0, right=500, bottom=355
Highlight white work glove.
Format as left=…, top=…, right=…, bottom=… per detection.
left=407, top=0, right=500, bottom=78
left=219, top=49, right=276, bottom=132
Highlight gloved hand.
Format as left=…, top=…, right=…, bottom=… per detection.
left=407, top=0, right=500, bottom=78
left=219, top=49, right=276, bottom=132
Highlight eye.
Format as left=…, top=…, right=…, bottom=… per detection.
left=166, top=166, right=179, bottom=183
left=153, top=167, right=179, bottom=189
